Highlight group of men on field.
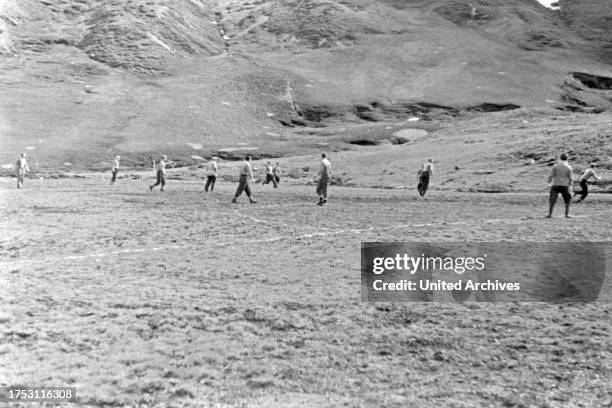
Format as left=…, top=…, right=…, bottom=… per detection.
left=12, top=151, right=603, bottom=215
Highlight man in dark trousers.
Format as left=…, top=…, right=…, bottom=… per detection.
left=316, top=152, right=331, bottom=206
left=262, top=161, right=278, bottom=188
left=574, top=163, right=601, bottom=203
left=546, top=153, right=573, bottom=218
left=232, top=156, right=257, bottom=204
left=205, top=157, right=218, bottom=192
left=150, top=155, right=168, bottom=192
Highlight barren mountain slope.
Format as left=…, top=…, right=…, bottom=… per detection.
left=0, top=0, right=610, bottom=171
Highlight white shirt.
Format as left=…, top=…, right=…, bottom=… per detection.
left=17, top=158, right=29, bottom=171
left=207, top=161, right=218, bottom=177
left=157, top=160, right=166, bottom=174
left=319, top=158, right=331, bottom=178
left=112, top=159, right=119, bottom=171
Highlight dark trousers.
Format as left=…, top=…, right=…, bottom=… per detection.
left=574, top=179, right=588, bottom=201
left=151, top=170, right=165, bottom=189
left=234, top=175, right=252, bottom=197
left=263, top=174, right=278, bottom=187
left=111, top=169, right=118, bottom=183
left=205, top=175, right=216, bottom=192
left=317, top=176, right=329, bottom=199
left=550, top=185, right=571, bottom=205
left=418, top=171, right=430, bottom=196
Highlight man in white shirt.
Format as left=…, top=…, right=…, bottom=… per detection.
left=232, top=156, right=257, bottom=204
left=150, top=154, right=168, bottom=192
left=205, top=157, right=218, bottom=192
left=262, top=161, right=278, bottom=188
left=316, top=152, right=331, bottom=205
left=546, top=153, right=573, bottom=218
left=574, top=163, right=601, bottom=203
left=110, top=155, right=120, bottom=185
left=16, top=152, right=30, bottom=189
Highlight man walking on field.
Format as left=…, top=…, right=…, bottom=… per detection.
left=546, top=153, right=573, bottom=218
left=574, top=163, right=601, bottom=203
left=15, top=153, right=30, bottom=189
left=150, top=154, right=168, bottom=192
left=316, top=152, right=331, bottom=206
left=273, top=162, right=282, bottom=185
left=417, top=158, right=434, bottom=197
left=110, top=155, right=120, bottom=185
left=205, top=157, right=218, bottom=192
left=232, top=156, right=257, bottom=204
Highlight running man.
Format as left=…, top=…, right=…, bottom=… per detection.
left=262, top=161, right=278, bottom=188
left=316, top=152, right=331, bottom=205
left=205, top=157, right=218, bottom=192
left=232, top=156, right=257, bottom=204
left=273, top=162, right=282, bottom=185
left=110, top=155, right=120, bottom=185
left=417, top=158, right=434, bottom=197
left=547, top=153, right=573, bottom=218
left=15, top=153, right=30, bottom=189
left=149, top=154, right=168, bottom=192
left=574, top=163, right=601, bottom=203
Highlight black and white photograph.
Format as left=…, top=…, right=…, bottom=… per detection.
left=1, top=0, right=611, bottom=406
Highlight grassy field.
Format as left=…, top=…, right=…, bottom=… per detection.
left=1, top=175, right=611, bottom=407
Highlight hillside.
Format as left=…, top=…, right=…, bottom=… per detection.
left=0, top=0, right=611, bottom=171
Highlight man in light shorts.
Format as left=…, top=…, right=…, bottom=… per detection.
left=574, top=163, right=601, bottom=203
left=232, top=156, right=257, bottom=204
left=150, top=155, right=168, bottom=192
left=205, top=157, right=218, bottom=192
left=110, top=155, right=120, bottom=185
left=16, top=153, right=30, bottom=189
left=546, top=153, right=573, bottom=218
left=316, top=153, right=331, bottom=206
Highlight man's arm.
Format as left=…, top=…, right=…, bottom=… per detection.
left=594, top=171, right=601, bottom=180
left=248, top=164, right=254, bottom=181
left=547, top=167, right=554, bottom=183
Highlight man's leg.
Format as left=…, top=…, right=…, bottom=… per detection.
left=272, top=175, right=278, bottom=188
left=160, top=174, right=166, bottom=191
left=547, top=187, right=557, bottom=218
left=316, top=182, right=323, bottom=205
left=205, top=176, right=211, bottom=192
left=562, top=187, right=572, bottom=218
left=245, top=183, right=256, bottom=203
left=580, top=180, right=588, bottom=201
left=150, top=171, right=161, bottom=191
left=233, top=178, right=245, bottom=202
left=210, top=176, right=216, bottom=192
left=322, top=181, right=328, bottom=203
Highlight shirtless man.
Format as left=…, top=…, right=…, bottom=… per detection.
left=232, top=156, right=257, bottom=204
left=316, top=153, right=332, bottom=206
left=574, top=163, right=601, bottom=203
left=546, top=153, right=573, bottom=218
left=150, top=155, right=168, bottom=192
left=16, top=153, right=30, bottom=189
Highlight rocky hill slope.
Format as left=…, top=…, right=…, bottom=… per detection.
left=0, top=0, right=610, bottom=170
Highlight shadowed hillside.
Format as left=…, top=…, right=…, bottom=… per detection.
left=0, top=0, right=611, bottom=171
